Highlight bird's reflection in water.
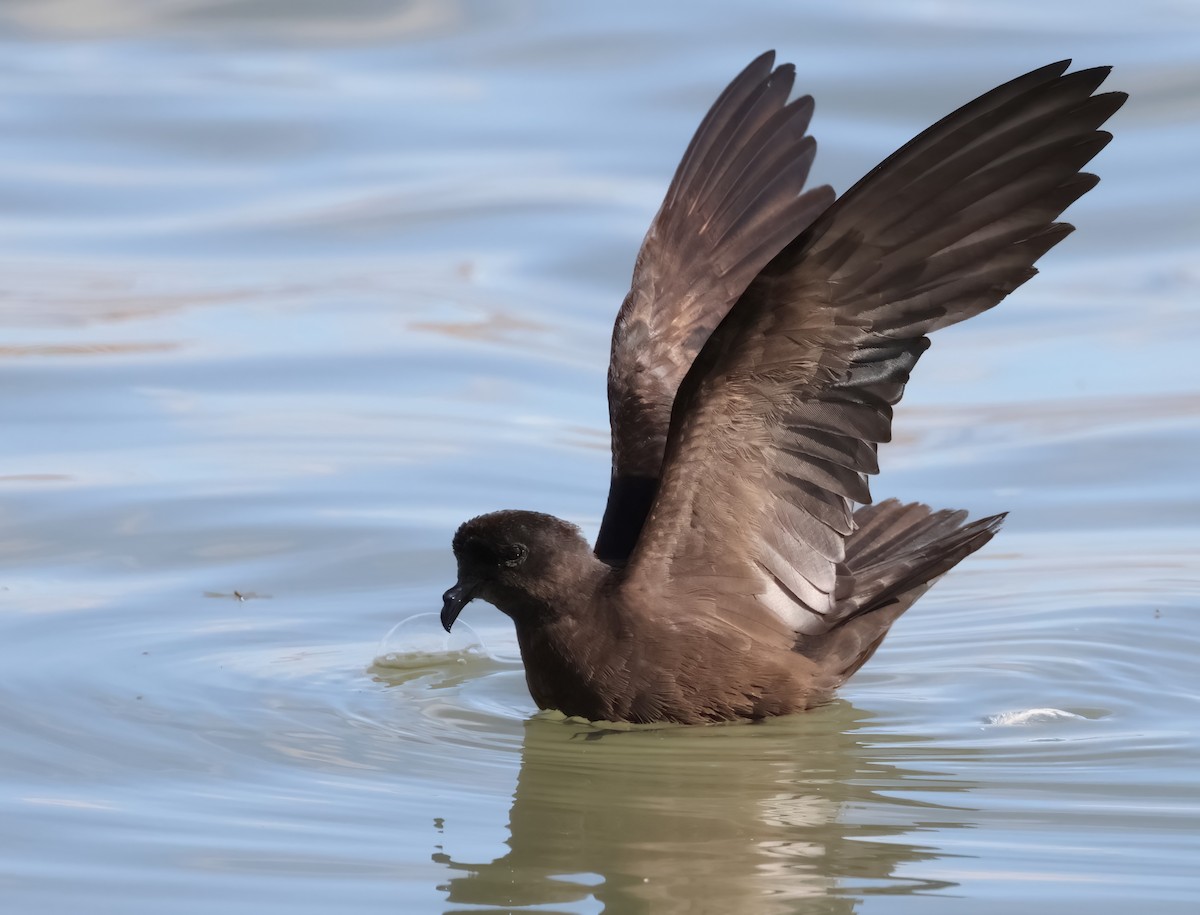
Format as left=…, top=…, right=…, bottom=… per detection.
left=434, top=703, right=973, bottom=913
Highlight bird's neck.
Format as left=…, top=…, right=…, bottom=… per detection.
left=493, top=551, right=622, bottom=719
left=511, top=583, right=627, bottom=721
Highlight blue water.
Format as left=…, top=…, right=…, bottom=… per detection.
left=1, top=2, right=1198, bottom=912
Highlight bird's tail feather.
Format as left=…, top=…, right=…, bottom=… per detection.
left=800, top=499, right=1005, bottom=683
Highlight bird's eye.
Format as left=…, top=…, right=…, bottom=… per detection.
left=503, top=543, right=528, bottom=568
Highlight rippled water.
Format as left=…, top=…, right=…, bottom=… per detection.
left=2, top=2, right=1198, bottom=913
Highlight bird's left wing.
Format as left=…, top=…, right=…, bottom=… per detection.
left=597, top=52, right=833, bottom=563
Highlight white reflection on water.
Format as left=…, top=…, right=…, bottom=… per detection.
left=985, top=708, right=1089, bottom=726
left=0, top=1, right=1198, bottom=913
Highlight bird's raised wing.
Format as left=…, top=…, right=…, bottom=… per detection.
left=597, top=51, right=834, bottom=563
left=619, top=61, right=1126, bottom=642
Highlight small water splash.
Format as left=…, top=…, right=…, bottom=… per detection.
left=984, top=708, right=1088, bottom=727
left=374, top=612, right=488, bottom=669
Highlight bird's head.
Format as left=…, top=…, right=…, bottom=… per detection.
left=441, top=510, right=597, bottom=632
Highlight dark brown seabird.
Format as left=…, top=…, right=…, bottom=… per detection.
left=440, top=53, right=1126, bottom=725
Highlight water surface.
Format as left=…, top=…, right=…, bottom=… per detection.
left=1, top=2, right=1198, bottom=913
